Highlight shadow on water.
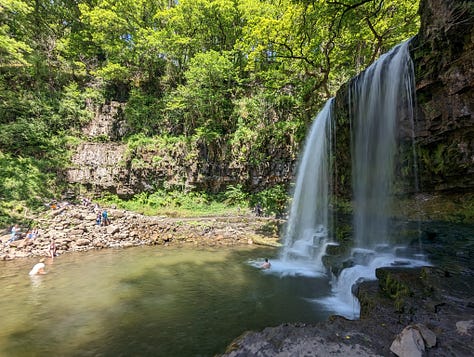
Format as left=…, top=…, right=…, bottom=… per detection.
left=0, top=246, right=333, bottom=357
left=413, top=220, right=474, bottom=275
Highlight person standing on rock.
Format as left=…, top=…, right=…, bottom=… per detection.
left=49, top=239, right=57, bottom=258
left=101, top=209, right=110, bottom=226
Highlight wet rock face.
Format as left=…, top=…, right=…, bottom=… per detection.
left=412, top=0, right=474, bottom=192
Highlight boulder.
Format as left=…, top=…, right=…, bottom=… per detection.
left=456, top=320, right=474, bottom=336
left=76, top=238, right=91, bottom=246
left=106, top=225, right=120, bottom=235
left=413, top=323, right=437, bottom=348
left=70, top=229, right=85, bottom=235
left=390, top=326, right=425, bottom=357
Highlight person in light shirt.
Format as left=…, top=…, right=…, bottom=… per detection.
left=29, top=262, right=46, bottom=275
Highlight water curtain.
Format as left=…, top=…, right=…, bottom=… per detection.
left=350, top=40, right=416, bottom=249
left=281, top=98, right=334, bottom=272
left=280, top=40, right=420, bottom=294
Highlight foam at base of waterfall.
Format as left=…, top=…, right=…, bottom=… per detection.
left=248, top=258, right=327, bottom=278
left=314, top=251, right=429, bottom=319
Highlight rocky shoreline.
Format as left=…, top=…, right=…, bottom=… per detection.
left=222, top=264, right=474, bottom=357
left=0, top=203, right=281, bottom=261
left=221, top=218, right=474, bottom=357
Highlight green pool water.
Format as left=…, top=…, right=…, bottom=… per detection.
left=0, top=246, right=333, bottom=356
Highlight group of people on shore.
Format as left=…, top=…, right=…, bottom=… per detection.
left=4, top=222, right=57, bottom=263
left=5, top=224, right=39, bottom=244
left=79, top=196, right=111, bottom=227
left=96, top=208, right=111, bottom=226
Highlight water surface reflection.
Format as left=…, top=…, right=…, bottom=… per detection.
left=0, top=246, right=333, bottom=356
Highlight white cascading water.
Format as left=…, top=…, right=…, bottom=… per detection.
left=321, top=40, right=427, bottom=319
left=351, top=40, right=415, bottom=249
left=273, top=39, right=427, bottom=318
left=274, top=98, right=334, bottom=277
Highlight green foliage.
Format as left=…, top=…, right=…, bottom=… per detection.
left=99, top=190, right=242, bottom=217
left=163, top=50, right=237, bottom=136
left=380, top=271, right=413, bottom=312
left=231, top=90, right=304, bottom=166
left=100, top=185, right=288, bottom=217
left=124, top=89, right=163, bottom=135
left=125, top=133, right=190, bottom=159
left=224, top=184, right=249, bottom=205
left=252, top=184, right=289, bottom=217
left=0, top=0, right=422, bottom=218
left=238, top=0, right=419, bottom=98
left=94, top=63, right=130, bottom=83
left=56, top=83, right=95, bottom=128
left=0, top=0, right=33, bottom=66
left=0, top=119, right=48, bottom=156
left=0, top=151, right=59, bottom=224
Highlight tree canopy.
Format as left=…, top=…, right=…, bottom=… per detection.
left=0, top=0, right=420, bottom=220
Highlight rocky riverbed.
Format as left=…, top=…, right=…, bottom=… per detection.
left=222, top=264, right=474, bottom=357
left=0, top=204, right=281, bottom=261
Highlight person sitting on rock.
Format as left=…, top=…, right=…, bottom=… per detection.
left=26, top=227, right=39, bottom=240
left=31, top=227, right=39, bottom=239
left=6, top=224, right=21, bottom=244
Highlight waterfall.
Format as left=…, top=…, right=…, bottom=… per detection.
left=278, top=98, right=334, bottom=275
left=322, top=40, right=427, bottom=319
left=350, top=40, right=416, bottom=249
left=276, top=39, right=427, bottom=317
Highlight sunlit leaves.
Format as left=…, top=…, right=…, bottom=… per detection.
left=163, top=50, right=237, bottom=136
left=0, top=0, right=33, bottom=65
left=238, top=0, right=419, bottom=97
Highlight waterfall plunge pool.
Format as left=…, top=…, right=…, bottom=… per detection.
left=1, top=246, right=336, bottom=357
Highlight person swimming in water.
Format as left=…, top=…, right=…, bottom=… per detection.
left=261, top=258, right=271, bottom=269
left=29, top=262, right=46, bottom=275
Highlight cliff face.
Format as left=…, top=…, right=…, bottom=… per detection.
left=81, top=101, right=128, bottom=141
left=67, top=143, right=130, bottom=195
left=67, top=110, right=296, bottom=196
left=67, top=137, right=295, bottom=196
left=66, top=0, right=473, bottom=198
left=412, top=0, right=474, bottom=192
